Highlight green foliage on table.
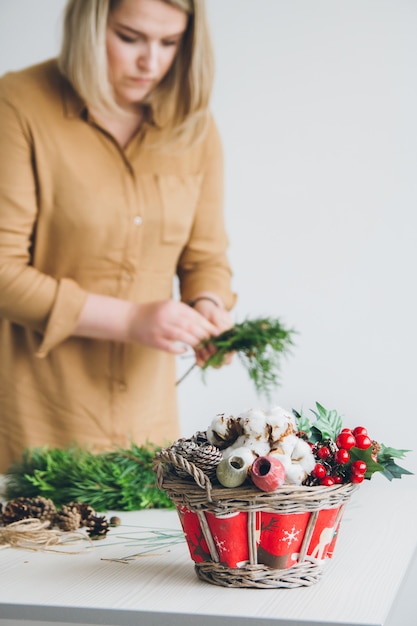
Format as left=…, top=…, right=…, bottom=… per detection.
left=178, top=317, right=296, bottom=398
left=4, top=443, right=175, bottom=511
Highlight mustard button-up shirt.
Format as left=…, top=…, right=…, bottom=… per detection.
left=0, top=60, right=236, bottom=471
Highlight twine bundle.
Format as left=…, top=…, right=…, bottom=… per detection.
left=0, top=518, right=92, bottom=554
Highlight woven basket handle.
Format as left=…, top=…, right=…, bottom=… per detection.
left=154, top=448, right=213, bottom=501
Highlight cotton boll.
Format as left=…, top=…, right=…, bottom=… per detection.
left=244, top=438, right=271, bottom=458
left=267, top=406, right=296, bottom=429
left=207, top=414, right=243, bottom=449
left=269, top=434, right=315, bottom=485
left=266, top=406, right=296, bottom=444
left=275, top=433, right=299, bottom=457
left=284, top=463, right=307, bottom=485
left=239, top=409, right=268, bottom=441
left=221, top=446, right=256, bottom=467
left=222, top=435, right=247, bottom=457
left=291, top=437, right=316, bottom=475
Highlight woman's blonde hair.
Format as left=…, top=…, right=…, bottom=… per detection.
left=58, top=0, right=214, bottom=145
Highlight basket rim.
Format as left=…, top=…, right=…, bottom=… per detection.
left=158, top=470, right=359, bottom=513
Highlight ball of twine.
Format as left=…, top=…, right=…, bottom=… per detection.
left=0, top=518, right=92, bottom=554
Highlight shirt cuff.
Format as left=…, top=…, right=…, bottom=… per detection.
left=35, top=278, right=88, bottom=358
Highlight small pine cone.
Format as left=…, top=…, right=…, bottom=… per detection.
left=86, top=514, right=109, bottom=540
left=66, top=502, right=96, bottom=527
left=169, top=438, right=222, bottom=479
left=171, top=438, right=199, bottom=457
left=55, top=505, right=82, bottom=532
left=303, top=475, right=320, bottom=487
left=192, top=444, right=223, bottom=478
left=169, top=439, right=199, bottom=478
left=371, top=440, right=381, bottom=460
left=2, top=496, right=56, bottom=525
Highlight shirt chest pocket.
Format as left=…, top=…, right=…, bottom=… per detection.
left=156, top=174, right=203, bottom=245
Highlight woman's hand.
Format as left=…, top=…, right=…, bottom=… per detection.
left=189, top=295, right=234, bottom=368
left=128, top=299, right=218, bottom=354
left=73, top=294, right=218, bottom=355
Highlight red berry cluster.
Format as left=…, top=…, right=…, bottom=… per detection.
left=306, top=426, right=373, bottom=487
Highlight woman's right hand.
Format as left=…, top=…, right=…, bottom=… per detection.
left=73, top=294, right=218, bottom=355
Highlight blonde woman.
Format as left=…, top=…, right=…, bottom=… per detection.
left=0, top=0, right=236, bottom=471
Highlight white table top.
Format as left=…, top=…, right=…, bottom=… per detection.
left=0, top=479, right=416, bottom=626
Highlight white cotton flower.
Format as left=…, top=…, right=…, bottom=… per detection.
left=284, top=463, right=307, bottom=485
left=221, top=446, right=256, bottom=467
left=222, top=434, right=247, bottom=455
left=291, top=437, right=316, bottom=475
left=206, top=414, right=228, bottom=441
left=267, top=406, right=296, bottom=428
left=243, top=438, right=271, bottom=457
left=239, top=408, right=268, bottom=441
left=265, top=406, right=296, bottom=443
left=269, top=435, right=315, bottom=485
left=206, top=413, right=243, bottom=449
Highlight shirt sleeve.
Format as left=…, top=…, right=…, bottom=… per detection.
left=0, top=83, right=88, bottom=356
left=177, top=116, right=237, bottom=310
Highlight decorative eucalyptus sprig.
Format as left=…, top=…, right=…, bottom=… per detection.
left=177, top=317, right=296, bottom=398
left=4, top=443, right=175, bottom=511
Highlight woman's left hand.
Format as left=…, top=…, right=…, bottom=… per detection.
left=190, top=296, right=234, bottom=368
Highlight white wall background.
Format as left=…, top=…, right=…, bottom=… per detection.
left=0, top=0, right=416, bottom=482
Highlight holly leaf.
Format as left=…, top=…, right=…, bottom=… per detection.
left=379, top=461, right=413, bottom=481
left=376, top=444, right=413, bottom=481
left=310, top=402, right=343, bottom=442
left=377, top=445, right=411, bottom=462
left=349, top=447, right=384, bottom=479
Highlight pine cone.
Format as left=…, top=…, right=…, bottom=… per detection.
left=66, top=502, right=96, bottom=527
left=192, top=444, right=223, bottom=478
left=2, top=497, right=56, bottom=525
left=86, top=514, right=110, bottom=539
left=55, top=504, right=82, bottom=532
left=169, top=437, right=222, bottom=478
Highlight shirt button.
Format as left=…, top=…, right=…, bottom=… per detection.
left=118, top=383, right=127, bottom=392
left=133, top=215, right=142, bottom=226
left=123, top=273, right=133, bottom=282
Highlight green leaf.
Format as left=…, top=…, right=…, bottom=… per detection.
left=376, top=444, right=414, bottom=481
left=292, top=408, right=312, bottom=439
left=349, top=447, right=384, bottom=479
left=377, top=445, right=411, bottom=461
left=379, top=461, right=413, bottom=481
left=310, top=403, right=343, bottom=441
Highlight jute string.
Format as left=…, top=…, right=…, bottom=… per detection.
left=0, top=518, right=92, bottom=554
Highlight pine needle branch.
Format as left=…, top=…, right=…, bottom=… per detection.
left=177, top=317, right=296, bottom=398
left=4, top=443, right=175, bottom=511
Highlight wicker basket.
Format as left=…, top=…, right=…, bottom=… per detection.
left=154, top=448, right=359, bottom=588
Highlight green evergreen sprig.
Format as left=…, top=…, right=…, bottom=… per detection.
left=177, top=317, right=296, bottom=397
left=4, top=443, right=174, bottom=511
